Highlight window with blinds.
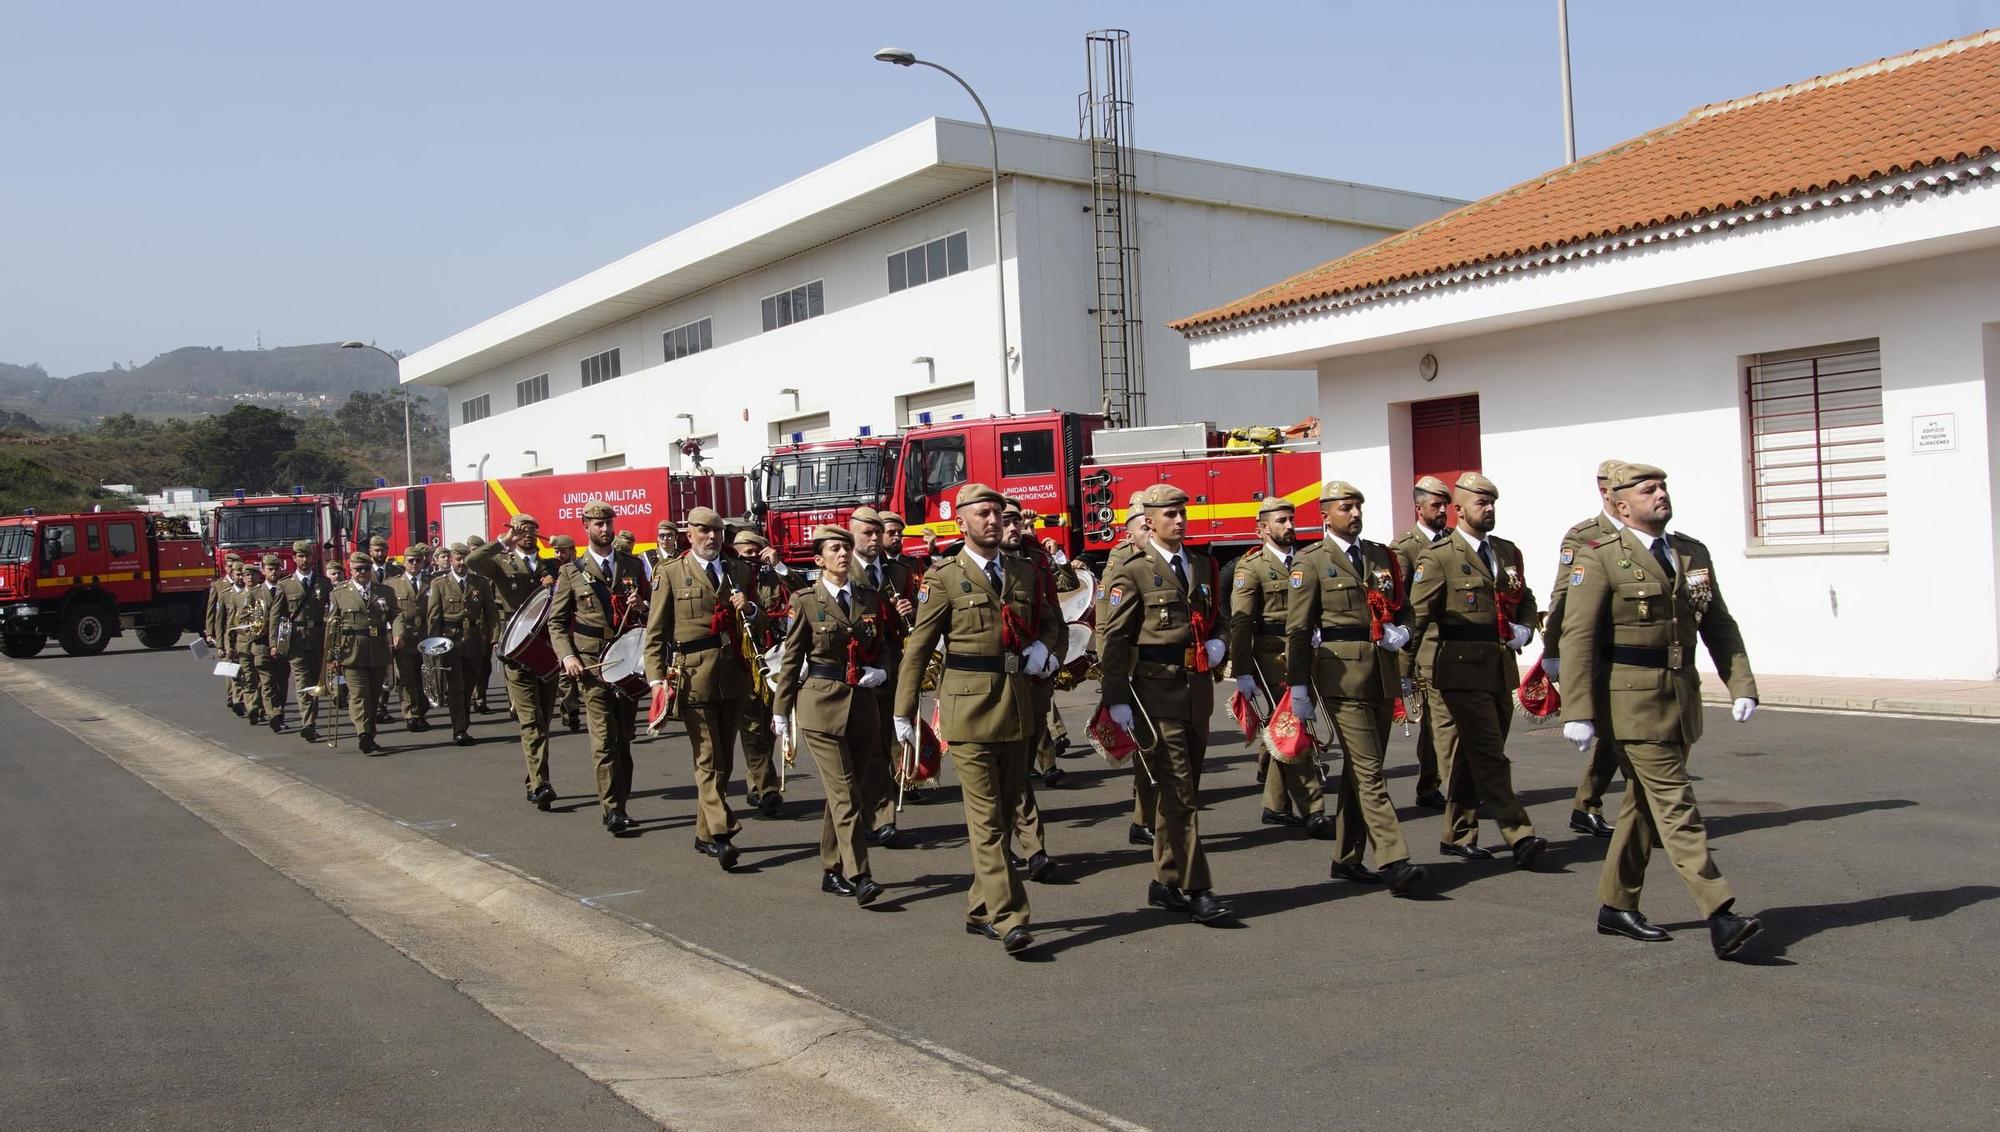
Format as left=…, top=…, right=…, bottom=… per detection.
left=1745, top=340, right=1886, bottom=548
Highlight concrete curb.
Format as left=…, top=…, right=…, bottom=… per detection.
left=0, top=661, right=1143, bottom=1132
left=1700, top=690, right=2000, bottom=719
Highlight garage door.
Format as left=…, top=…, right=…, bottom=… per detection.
left=902, top=382, right=976, bottom=427
left=770, top=412, right=833, bottom=445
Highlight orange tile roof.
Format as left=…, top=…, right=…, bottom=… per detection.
left=1174, top=28, right=2000, bottom=335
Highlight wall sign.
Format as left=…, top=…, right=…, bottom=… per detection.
left=1911, top=413, right=1956, bottom=454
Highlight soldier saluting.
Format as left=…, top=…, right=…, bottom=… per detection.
left=1558, top=462, right=1762, bottom=958
left=466, top=514, right=560, bottom=810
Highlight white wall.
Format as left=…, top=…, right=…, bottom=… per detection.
left=1305, top=248, right=2000, bottom=681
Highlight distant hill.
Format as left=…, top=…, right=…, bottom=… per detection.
left=0, top=343, right=444, bottom=426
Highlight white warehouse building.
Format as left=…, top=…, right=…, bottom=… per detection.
left=402, top=117, right=1458, bottom=479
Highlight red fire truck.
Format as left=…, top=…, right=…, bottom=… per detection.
left=755, top=411, right=1322, bottom=565
left=206, top=491, right=349, bottom=573
left=355, top=467, right=751, bottom=557
left=0, top=509, right=216, bottom=657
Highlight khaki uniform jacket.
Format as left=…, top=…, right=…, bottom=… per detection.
left=1091, top=540, right=1148, bottom=661
left=1391, top=523, right=1450, bottom=683
left=1541, top=512, right=1620, bottom=663
left=270, top=572, right=332, bottom=659
left=550, top=550, right=649, bottom=665
left=425, top=573, right=483, bottom=647
left=205, top=577, right=235, bottom=643
left=1557, top=529, right=1757, bottom=744
left=1408, top=531, right=1539, bottom=693
left=1283, top=538, right=1408, bottom=700
left=1098, top=543, right=1225, bottom=723
left=1227, top=544, right=1296, bottom=690
left=642, top=552, right=756, bottom=701
left=772, top=581, right=900, bottom=735
left=891, top=549, right=1062, bottom=742
left=386, top=574, right=430, bottom=653
left=463, top=572, right=499, bottom=647
left=463, top=540, right=544, bottom=617
left=328, top=583, right=397, bottom=668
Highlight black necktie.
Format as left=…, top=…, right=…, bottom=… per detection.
left=708, top=560, right=721, bottom=590
left=1431, top=527, right=1448, bottom=544
left=1650, top=538, right=1676, bottom=579
left=838, top=588, right=850, bottom=617
left=869, top=562, right=881, bottom=589
left=985, top=560, right=1002, bottom=592
left=1171, top=554, right=1189, bottom=592
left=1281, top=553, right=1293, bottom=570
left=1347, top=543, right=1364, bottom=577
left=1478, top=542, right=1495, bottom=577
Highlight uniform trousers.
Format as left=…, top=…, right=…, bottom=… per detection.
left=740, top=703, right=779, bottom=799
left=805, top=716, right=873, bottom=877
left=1250, top=651, right=1323, bottom=817
left=950, top=740, right=1030, bottom=934
left=1134, top=715, right=1212, bottom=894
left=1325, top=696, right=1409, bottom=867
left=1573, top=739, right=1625, bottom=813
left=438, top=651, right=472, bottom=733
left=582, top=677, right=636, bottom=813
left=1601, top=738, right=1734, bottom=917
left=287, top=645, right=323, bottom=729
left=256, top=653, right=289, bottom=722
left=1434, top=686, right=1535, bottom=848
left=1008, top=680, right=1053, bottom=855
left=504, top=664, right=557, bottom=789
left=683, top=698, right=744, bottom=842
left=864, top=694, right=898, bottom=829
left=1412, top=712, right=1442, bottom=798
left=393, top=651, right=427, bottom=722
left=342, top=662, right=384, bottom=741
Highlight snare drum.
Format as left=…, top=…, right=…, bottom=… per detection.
left=498, top=588, right=558, bottom=678
left=598, top=628, right=651, bottom=700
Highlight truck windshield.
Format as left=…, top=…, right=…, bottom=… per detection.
left=0, top=525, right=31, bottom=565
left=215, top=505, right=317, bottom=548
left=356, top=496, right=393, bottom=547
left=764, top=447, right=894, bottom=504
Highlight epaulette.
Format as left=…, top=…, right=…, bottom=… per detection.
left=1585, top=538, right=1606, bottom=549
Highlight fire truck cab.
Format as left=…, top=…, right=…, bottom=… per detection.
left=206, top=492, right=347, bottom=574
left=0, top=510, right=215, bottom=657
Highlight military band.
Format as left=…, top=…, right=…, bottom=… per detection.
left=552, top=500, right=650, bottom=833
left=465, top=513, right=561, bottom=807
left=1230, top=497, right=1331, bottom=836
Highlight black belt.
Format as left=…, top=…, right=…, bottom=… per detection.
left=1609, top=644, right=1685, bottom=669
left=1256, top=619, right=1286, bottom=637
left=1437, top=624, right=1499, bottom=643
left=945, top=653, right=1014, bottom=673
left=806, top=662, right=848, bottom=681
left=1137, top=644, right=1185, bottom=665
left=677, top=633, right=722, bottom=653
left=1316, top=625, right=1370, bottom=642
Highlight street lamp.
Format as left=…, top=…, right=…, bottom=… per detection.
left=340, top=340, right=414, bottom=485
left=874, top=47, right=1011, bottom=414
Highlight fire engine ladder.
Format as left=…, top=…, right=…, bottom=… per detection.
left=1079, top=29, right=1145, bottom=428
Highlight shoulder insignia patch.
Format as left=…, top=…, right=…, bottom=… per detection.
left=917, top=582, right=930, bottom=604
left=1570, top=566, right=1586, bottom=586
left=1235, top=569, right=1251, bottom=590
left=1412, top=567, right=1424, bottom=584
left=1107, top=584, right=1127, bottom=609
left=1288, top=568, right=1304, bottom=589
left=1560, top=548, right=1575, bottom=566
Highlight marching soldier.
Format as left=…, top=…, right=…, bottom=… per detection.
left=463, top=533, right=496, bottom=713
left=1012, top=506, right=1080, bottom=791
left=207, top=553, right=245, bottom=715
left=1095, top=492, right=1156, bottom=847
left=385, top=543, right=433, bottom=732
left=1229, top=498, right=1331, bottom=836
left=1285, top=483, right=1427, bottom=894
left=241, top=555, right=284, bottom=728
left=1098, top=483, right=1233, bottom=925
left=1542, top=460, right=1626, bottom=839
left=272, top=539, right=332, bottom=742
left=849, top=505, right=916, bottom=843
left=644, top=505, right=755, bottom=867
left=549, top=534, right=585, bottom=732
left=998, top=498, right=1061, bottom=880
left=1391, top=476, right=1455, bottom=808
left=1559, top=462, right=1763, bottom=957
left=426, top=543, right=481, bottom=746
left=771, top=524, right=895, bottom=906
left=466, top=515, right=561, bottom=809
left=221, top=561, right=260, bottom=723
left=551, top=500, right=650, bottom=834
left=329, top=551, right=398, bottom=754
left=731, top=527, right=795, bottom=815
left=892, top=484, right=1059, bottom=954
left=1408, top=473, right=1549, bottom=867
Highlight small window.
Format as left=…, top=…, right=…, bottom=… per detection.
left=580, top=347, right=622, bottom=387
left=108, top=522, right=138, bottom=557
left=1746, top=340, right=1886, bottom=549
left=516, top=373, right=549, bottom=407
left=921, top=435, right=968, bottom=492
left=886, top=231, right=970, bottom=294
left=946, top=231, right=968, bottom=274
left=760, top=281, right=825, bottom=333
left=43, top=524, right=76, bottom=560
left=1000, top=430, right=1056, bottom=477
left=85, top=524, right=101, bottom=551
left=662, top=317, right=712, bottom=363
left=460, top=394, right=491, bottom=424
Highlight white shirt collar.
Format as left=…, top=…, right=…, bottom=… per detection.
left=1603, top=510, right=1626, bottom=530
left=820, top=577, right=853, bottom=602
left=1325, top=531, right=1358, bottom=556
left=1455, top=527, right=1488, bottom=556
left=1628, top=528, right=1674, bottom=558
left=1149, top=539, right=1186, bottom=568
left=960, top=545, right=997, bottom=574
left=1417, top=520, right=1449, bottom=541
left=1265, top=542, right=1293, bottom=566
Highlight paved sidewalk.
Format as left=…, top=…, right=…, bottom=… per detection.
left=1702, top=673, right=2000, bottom=718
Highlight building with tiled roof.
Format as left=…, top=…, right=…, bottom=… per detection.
left=1178, top=30, right=2000, bottom=681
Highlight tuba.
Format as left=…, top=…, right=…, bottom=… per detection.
left=419, top=636, right=455, bottom=705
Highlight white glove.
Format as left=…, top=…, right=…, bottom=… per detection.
left=1289, top=686, right=1315, bottom=721
left=1203, top=638, right=1226, bottom=668
left=1732, top=697, right=1757, bottom=723
left=1049, top=546, right=1069, bottom=566
left=771, top=715, right=789, bottom=742
left=858, top=666, right=887, bottom=689
left=1506, top=622, right=1533, bottom=651
left=1542, top=656, right=1561, bottom=681
left=1021, top=639, right=1055, bottom=678
left=1563, top=720, right=1594, bottom=751
left=1377, top=623, right=1411, bottom=652
left=1108, top=703, right=1135, bottom=734
left=1235, top=674, right=1258, bottom=697
left=893, top=716, right=915, bottom=745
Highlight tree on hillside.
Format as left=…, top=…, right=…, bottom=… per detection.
left=273, top=445, right=362, bottom=493
left=178, top=405, right=298, bottom=493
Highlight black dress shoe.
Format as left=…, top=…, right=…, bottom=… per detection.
left=527, top=784, right=556, bottom=811
left=1027, top=767, right=1043, bottom=781
left=758, top=790, right=781, bottom=818
left=359, top=736, right=380, bottom=755
left=1147, top=880, right=1189, bottom=912
left=565, top=711, right=582, bottom=733
left=1380, top=859, right=1427, bottom=896
left=852, top=874, right=883, bottom=906
left=717, top=840, right=740, bottom=870
left=507, top=710, right=518, bottom=722
left=452, top=730, right=473, bottom=747
left=1187, top=889, right=1232, bottom=924
left=1439, top=841, right=1494, bottom=860
left=474, top=700, right=490, bottom=714
left=1598, top=906, right=1672, bottom=942
left=299, top=727, right=318, bottom=743
left=230, top=702, right=246, bottom=717
left=1511, top=835, right=1550, bottom=869
left=1415, top=790, right=1448, bottom=809
left=1304, top=813, right=1336, bottom=841
left=1002, top=926, right=1033, bottom=954
left=694, top=837, right=719, bottom=856
left=247, top=712, right=264, bottom=726
left=1007, top=851, right=1028, bottom=870
left=1709, top=908, right=1762, bottom=958
left=871, top=824, right=900, bottom=847
left=1331, top=861, right=1384, bottom=884
left=1042, top=766, right=1065, bottom=788
left=965, top=921, right=1000, bottom=941
left=1129, top=824, right=1156, bottom=846
left=407, top=718, right=430, bottom=733
left=822, top=871, right=855, bottom=896
left=605, top=810, right=633, bottom=833
left=1261, top=808, right=1304, bottom=828
left=1025, top=851, right=1054, bottom=882
left=1570, top=810, right=1615, bottom=838
left=267, top=716, right=284, bottom=733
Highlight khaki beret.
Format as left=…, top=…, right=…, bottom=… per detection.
left=291, top=539, right=314, bottom=555
left=580, top=500, right=615, bottom=521
left=509, top=512, right=539, bottom=529
left=224, top=552, right=243, bottom=563
left=1256, top=497, right=1296, bottom=519
left=684, top=506, right=722, bottom=530
left=405, top=543, right=432, bottom=560
left=1453, top=471, right=1499, bottom=500
left=347, top=550, right=373, bottom=567
left=368, top=535, right=388, bottom=549
left=849, top=505, right=884, bottom=527
left=1610, top=461, right=1667, bottom=491
left=548, top=534, right=576, bottom=550
left=261, top=553, right=282, bottom=568
left=1000, top=496, right=1023, bottom=516
left=1321, top=481, right=1364, bottom=503
left=1596, top=459, right=1623, bottom=482
left=732, top=528, right=768, bottom=548
left=954, top=482, right=1006, bottom=509
left=1413, top=475, right=1452, bottom=500
left=614, top=529, right=635, bottom=545
left=448, top=542, right=469, bottom=556
left=1127, top=490, right=1148, bottom=510
left=878, top=510, right=906, bottom=526
left=811, top=524, right=854, bottom=548
left=464, top=534, right=485, bottom=548
left=1137, top=483, right=1189, bottom=509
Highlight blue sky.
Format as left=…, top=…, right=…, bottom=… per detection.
left=2, top=1, right=1992, bottom=378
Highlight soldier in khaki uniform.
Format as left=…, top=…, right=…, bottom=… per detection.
left=367, top=534, right=404, bottom=580
left=328, top=551, right=398, bottom=754
left=1559, top=462, right=1763, bottom=957
left=849, top=506, right=918, bottom=842
left=1229, top=498, right=1331, bottom=836
left=997, top=499, right=1062, bottom=880
left=548, top=534, right=585, bottom=732
left=272, top=540, right=332, bottom=742
left=385, top=543, right=433, bottom=732
left=466, top=515, right=560, bottom=808
left=551, top=500, right=650, bottom=834
left=243, top=555, right=286, bottom=728
left=1542, top=459, right=1626, bottom=839
left=1094, top=493, right=1157, bottom=847
left=891, top=484, right=1058, bottom=954
left=644, top=505, right=756, bottom=867
left=641, top=518, right=681, bottom=583
left=732, top=527, right=799, bottom=815
left=1390, top=476, right=1454, bottom=808
left=1099, top=483, right=1233, bottom=925
left=772, top=524, right=895, bottom=905
left=1408, top=473, right=1549, bottom=867
left=426, top=543, right=481, bottom=746
left=1285, top=483, right=1428, bottom=895
left=461, top=533, right=497, bottom=714
left=206, top=553, right=245, bottom=714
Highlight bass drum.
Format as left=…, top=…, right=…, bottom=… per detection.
left=599, top=628, right=651, bottom=700
left=499, top=588, right=558, bottom=678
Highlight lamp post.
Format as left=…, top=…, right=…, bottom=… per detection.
left=874, top=48, right=1010, bottom=414
left=339, top=340, right=414, bottom=485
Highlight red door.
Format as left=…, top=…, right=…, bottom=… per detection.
left=1411, top=395, right=1481, bottom=525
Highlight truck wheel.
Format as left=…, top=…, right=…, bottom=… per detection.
left=58, top=605, right=113, bottom=657
left=1, top=635, right=46, bottom=659
left=138, top=625, right=182, bottom=649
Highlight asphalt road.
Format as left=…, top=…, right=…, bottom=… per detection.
left=0, top=687, right=659, bottom=1130
left=10, top=638, right=2000, bottom=1129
